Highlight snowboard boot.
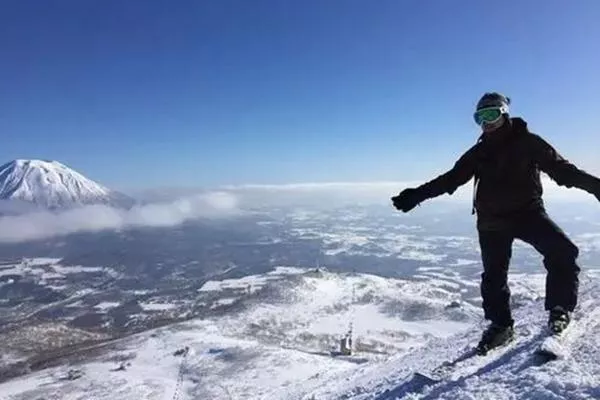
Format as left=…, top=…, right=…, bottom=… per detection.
left=476, top=322, right=514, bottom=355
left=548, top=306, right=570, bottom=335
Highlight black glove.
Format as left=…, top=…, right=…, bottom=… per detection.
left=589, top=179, right=600, bottom=202
left=593, top=187, right=600, bottom=203
left=391, top=188, right=426, bottom=213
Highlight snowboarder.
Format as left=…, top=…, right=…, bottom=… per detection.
left=391, top=92, right=600, bottom=354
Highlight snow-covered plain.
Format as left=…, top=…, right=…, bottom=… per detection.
left=2, top=265, right=598, bottom=400
left=140, top=302, right=177, bottom=312
left=0, top=258, right=116, bottom=281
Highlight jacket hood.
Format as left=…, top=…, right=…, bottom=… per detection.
left=510, top=117, right=529, bottom=134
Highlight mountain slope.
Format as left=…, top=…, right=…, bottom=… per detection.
left=0, top=267, right=598, bottom=399
left=0, top=159, right=133, bottom=209
left=0, top=266, right=478, bottom=399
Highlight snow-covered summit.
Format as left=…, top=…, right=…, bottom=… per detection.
left=0, top=159, right=133, bottom=209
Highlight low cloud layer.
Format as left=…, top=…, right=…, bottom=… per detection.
left=0, top=192, right=239, bottom=243
left=224, top=178, right=596, bottom=208
left=0, top=179, right=596, bottom=243
left=223, top=181, right=421, bottom=208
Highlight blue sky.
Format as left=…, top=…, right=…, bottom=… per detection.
left=1, top=0, right=599, bottom=190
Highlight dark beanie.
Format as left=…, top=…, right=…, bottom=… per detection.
left=477, top=92, right=511, bottom=111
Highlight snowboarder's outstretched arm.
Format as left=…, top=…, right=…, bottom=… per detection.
left=392, top=146, right=477, bottom=212
left=529, top=135, right=600, bottom=199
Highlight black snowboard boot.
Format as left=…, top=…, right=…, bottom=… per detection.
left=476, top=322, right=514, bottom=355
left=548, top=306, right=570, bottom=335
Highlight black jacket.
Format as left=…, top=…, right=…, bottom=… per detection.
left=417, top=117, right=600, bottom=226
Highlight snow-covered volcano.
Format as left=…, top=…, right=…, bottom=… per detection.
left=0, top=160, right=134, bottom=209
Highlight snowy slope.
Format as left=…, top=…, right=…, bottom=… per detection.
left=1, top=267, right=599, bottom=399
left=0, top=266, right=478, bottom=399
left=0, top=159, right=133, bottom=209
left=302, top=271, right=600, bottom=400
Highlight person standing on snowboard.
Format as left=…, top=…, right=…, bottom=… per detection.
left=391, top=92, right=600, bottom=355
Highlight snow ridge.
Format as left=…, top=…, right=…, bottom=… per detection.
left=0, top=159, right=133, bottom=209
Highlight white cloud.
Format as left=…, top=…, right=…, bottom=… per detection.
left=222, top=181, right=419, bottom=208
left=0, top=192, right=239, bottom=243
left=1, top=178, right=595, bottom=243
left=222, top=177, right=596, bottom=208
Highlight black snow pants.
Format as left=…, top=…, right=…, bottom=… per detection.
left=478, top=210, right=580, bottom=327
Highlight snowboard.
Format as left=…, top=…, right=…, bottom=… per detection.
left=534, top=328, right=568, bottom=362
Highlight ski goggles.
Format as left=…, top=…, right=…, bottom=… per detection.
left=473, top=105, right=508, bottom=126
